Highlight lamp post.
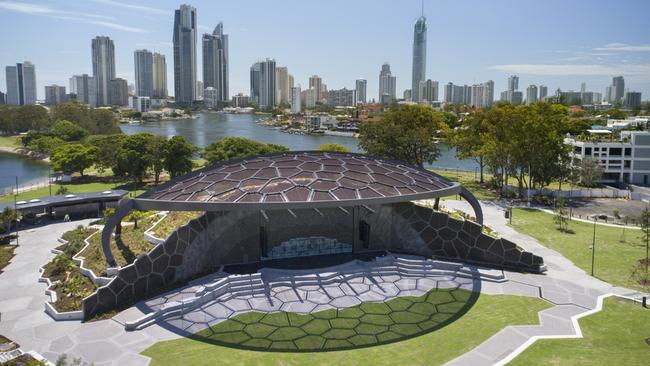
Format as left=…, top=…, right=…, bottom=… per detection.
left=591, top=216, right=597, bottom=276
left=13, top=176, right=19, bottom=246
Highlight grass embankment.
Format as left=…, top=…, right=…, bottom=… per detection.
left=510, top=297, right=650, bottom=366
left=81, top=215, right=157, bottom=276
left=510, top=208, right=648, bottom=292
left=152, top=211, right=202, bottom=239
left=0, top=244, right=17, bottom=273
left=142, top=292, right=550, bottom=366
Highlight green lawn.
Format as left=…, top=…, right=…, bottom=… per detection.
left=0, top=181, right=147, bottom=202
left=0, top=135, right=20, bottom=148
left=432, top=169, right=499, bottom=201
left=142, top=292, right=550, bottom=366
left=0, top=244, right=17, bottom=273
left=510, top=297, right=650, bottom=366
left=511, top=208, right=648, bottom=292
left=152, top=211, right=201, bottom=239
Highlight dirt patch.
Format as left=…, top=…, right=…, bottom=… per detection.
left=646, top=337, right=650, bottom=346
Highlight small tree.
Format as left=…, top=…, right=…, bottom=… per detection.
left=554, top=196, right=569, bottom=232
left=0, top=207, right=19, bottom=234
left=578, top=158, right=603, bottom=187
left=56, top=185, right=70, bottom=195
left=164, top=135, right=196, bottom=178
left=640, top=208, right=650, bottom=276
left=316, top=143, right=351, bottom=153
left=51, top=144, right=97, bottom=176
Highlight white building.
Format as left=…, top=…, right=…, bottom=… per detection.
left=355, top=79, right=367, bottom=104
left=291, top=85, right=301, bottom=114
left=566, top=130, right=650, bottom=185
left=5, top=61, right=36, bottom=105
left=204, top=87, right=218, bottom=109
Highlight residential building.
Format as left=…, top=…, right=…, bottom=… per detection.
left=566, top=130, right=650, bottom=185
left=44, top=85, right=67, bottom=105
left=196, top=80, right=203, bottom=100
left=500, top=75, right=522, bottom=105
left=507, top=75, right=519, bottom=92
left=305, top=88, right=318, bottom=108
left=612, top=76, right=625, bottom=104
left=250, top=58, right=276, bottom=109
left=5, top=61, right=37, bottom=105
left=173, top=4, right=198, bottom=103
left=202, top=22, right=229, bottom=104
left=328, top=87, right=355, bottom=107
left=291, top=85, right=301, bottom=113
left=411, top=15, right=427, bottom=102
left=470, top=81, right=495, bottom=108
left=108, top=78, right=128, bottom=106
left=309, top=75, right=323, bottom=100
left=403, top=89, right=412, bottom=102
left=444, top=83, right=470, bottom=105
left=153, top=53, right=168, bottom=98
left=69, top=74, right=96, bottom=106
left=231, top=93, right=250, bottom=107
left=539, top=85, right=548, bottom=100
left=418, top=79, right=438, bottom=103
left=355, top=79, right=367, bottom=104
left=204, top=87, right=218, bottom=109
left=624, top=92, right=642, bottom=109
left=91, top=36, right=116, bottom=106
left=526, top=85, right=538, bottom=105
left=134, top=49, right=154, bottom=97
left=275, top=67, right=292, bottom=104
left=129, top=96, right=151, bottom=112
left=378, top=63, right=396, bottom=104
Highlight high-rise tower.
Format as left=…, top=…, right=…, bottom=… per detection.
left=411, top=13, right=427, bottom=102
left=91, top=36, right=115, bottom=106
left=134, top=49, right=154, bottom=97
left=202, top=22, right=229, bottom=104
left=173, top=4, right=197, bottom=103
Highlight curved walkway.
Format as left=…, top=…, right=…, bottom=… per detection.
left=0, top=205, right=647, bottom=366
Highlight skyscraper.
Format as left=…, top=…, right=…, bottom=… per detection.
left=45, top=85, right=67, bottom=105
left=173, top=4, right=197, bottom=103
left=507, top=75, right=519, bottom=92
left=153, top=53, right=168, bottom=98
left=91, top=36, right=116, bottom=106
left=309, top=75, right=323, bottom=101
left=250, top=58, right=276, bottom=109
left=134, top=49, right=154, bottom=97
left=5, top=61, right=36, bottom=105
left=411, top=15, right=427, bottom=102
left=275, top=67, right=291, bottom=104
left=418, top=79, right=438, bottom=103
left=469, top=80, right=494, bottom=109
left=355, top=79, right=367, bottom=104
left=291, top=85, right=301, bottom=114
left=612, top=76, right=625, bottom=103
left=501, top=75, right=522, bottom=105
left=526, top=85, right=538, bottom=105
left=202, top=22, right=229, bottom=104
left=539, top=85, right=548, bottom=100
left=378, top=63, right=396, bottom=104
left=70, top=74, right=96, bottom=106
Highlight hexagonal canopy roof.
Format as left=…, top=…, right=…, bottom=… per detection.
left=135, top=151, right=460, bottom=210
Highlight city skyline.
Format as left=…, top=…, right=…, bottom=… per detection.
left=0, top=0, right=649, bottom=101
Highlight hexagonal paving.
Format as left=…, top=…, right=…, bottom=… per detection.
left=191, top=287, right=473, bottom=352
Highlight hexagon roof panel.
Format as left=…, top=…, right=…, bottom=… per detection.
left=138, top=152, right=459, bottom=208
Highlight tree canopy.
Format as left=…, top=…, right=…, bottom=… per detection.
left=316, top=143, right=351, bottom=153
left=51, top=143, right=97, bottom=176
left=202, top=136, right=289, bottom=165
left=164, top=135, right=197, bottom=178
left=358, top=104, right=449, bottom=167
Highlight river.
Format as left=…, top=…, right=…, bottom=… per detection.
left=0, top=112, right=477, bottom=192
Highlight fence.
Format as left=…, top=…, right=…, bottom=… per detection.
left=506, top=186, right=631, bottom=199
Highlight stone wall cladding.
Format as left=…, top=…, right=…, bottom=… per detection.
left=83, top=202, right=544, bottom=319
left=393, top=202, right=544, bottom=273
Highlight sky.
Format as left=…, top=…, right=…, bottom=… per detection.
left=1, top=0, right=649, bottom=102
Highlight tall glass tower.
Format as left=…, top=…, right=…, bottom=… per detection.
left=173, top=4, right=197, bottom=104
left=411, top=15, right=427, bottom=103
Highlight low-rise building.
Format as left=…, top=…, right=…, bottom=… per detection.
left=566, top=130, right=650, bottom=185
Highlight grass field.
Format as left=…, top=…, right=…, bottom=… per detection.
left=510, top=297, right=650, bottom=366
left=0, top=181, right=147, bottom=203
left=142, top=292, right=550, bottom=366
left=510, top=208, right=648, bottom=292
left=0, top=135, right=20, bottom=148
left=432, top=169, right=499, bottom=201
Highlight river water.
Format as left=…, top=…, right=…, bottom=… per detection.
left=0, top=112, right=477, bottom=191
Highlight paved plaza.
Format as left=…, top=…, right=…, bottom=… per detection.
left=0, top=201, right=646, bottom=366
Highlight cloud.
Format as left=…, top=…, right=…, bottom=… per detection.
left=91, top=0, right=167, bottom=15
left=0, top=1, right=147, bottom=33
left=198, top=24, right=212, bottom=32
left=489, top=63, right=650, bottom=79
left=594, top=43, right=650, bottom=52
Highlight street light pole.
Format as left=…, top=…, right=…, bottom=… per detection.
left=591, top=216, right=597, bottom=276
left=13, top=176, right=19, bottom=246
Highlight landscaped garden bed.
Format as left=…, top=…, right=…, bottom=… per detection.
left=0, top=244, right=17, bottom=273
left=81, top=214, right=158, bottom=277
left=151, top=211, right=202, bottom=239
left=41, top=254, right=96, bottom=313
